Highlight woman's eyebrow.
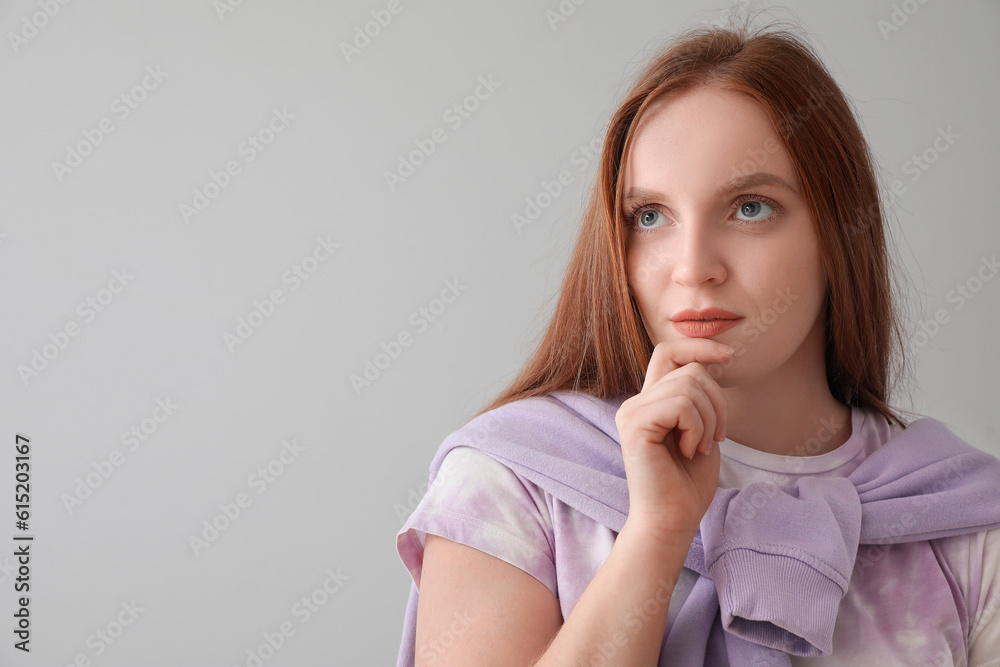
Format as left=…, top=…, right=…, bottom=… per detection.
left=623, top=172, right=798, bottom=204
left=720, top=172, right=798, bottom=195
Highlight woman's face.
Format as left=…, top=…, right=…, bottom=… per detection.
left=622, top=85, right=828, bottom=388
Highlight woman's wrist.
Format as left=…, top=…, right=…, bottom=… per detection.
left=620, top=513, right=699, bottom=554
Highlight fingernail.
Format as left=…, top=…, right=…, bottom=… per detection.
left=704, top=440, right=715, bottom=455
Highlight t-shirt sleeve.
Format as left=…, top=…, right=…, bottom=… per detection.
left=395, top=446, right=558, bottom=597
left=967, top=527, right=1000, bottom=665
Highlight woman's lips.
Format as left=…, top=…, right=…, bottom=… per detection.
left=672, top=307, right=739, bottom=320
left=671, top=318, right=742, bottom=338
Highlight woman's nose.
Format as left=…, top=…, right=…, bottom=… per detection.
left=670, top=222, right=727, bottom=288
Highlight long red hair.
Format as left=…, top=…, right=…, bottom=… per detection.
left=476, top=19, right=911, bottom=427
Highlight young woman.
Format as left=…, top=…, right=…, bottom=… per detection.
left=394, top=19, right=1000, bottom=666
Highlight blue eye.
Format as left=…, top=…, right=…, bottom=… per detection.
left=734, top=198, right=775, bottom=221
left=625, top=193, right=782, bottom=235
left=637, top=208, right=665, bottom=230
left=624, top=200, right=668, bottom=235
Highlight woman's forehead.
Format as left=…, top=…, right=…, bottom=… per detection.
left=624, top=87, right=798, bottom=194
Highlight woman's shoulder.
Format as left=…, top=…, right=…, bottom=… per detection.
left=396, top=443, right=560, bottom=596
left=430, top=445, right=556, bottom=530
left=459, top=390, right=627, bottom=433
left=432, top=445, right=547, bottom=503
left=446, top=390, right=625, bottom=448
left=474, top=389, right=629, bottom=422
left=430, top=444, right=618, bottom=541
left=437, top=390, right=629, bottom=477
left=929, top=525, right=1000, bottom=572
left=398, top=444, right=613, bottom=598
left=927, top=526, right=1000, bottom=651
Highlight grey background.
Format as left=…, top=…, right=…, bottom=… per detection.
left=0, top=0, right=997, bottom=665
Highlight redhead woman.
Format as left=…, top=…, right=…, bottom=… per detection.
left=394, top=18, right=1000, bottom=666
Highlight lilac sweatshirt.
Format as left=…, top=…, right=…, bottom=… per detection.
left=395, top=390, right=1000, bottom=665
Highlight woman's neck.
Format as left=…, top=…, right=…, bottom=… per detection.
left=722, top=387, right=852, bottom=457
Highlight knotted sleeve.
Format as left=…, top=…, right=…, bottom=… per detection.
left=699, top=477, right=862, bottom=656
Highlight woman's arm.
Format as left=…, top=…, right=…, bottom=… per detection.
left=416, top=518, right=693, bottom=666
left=416, top=533, right=561, bottom=665
left=414, top=340, right=728, bottom=665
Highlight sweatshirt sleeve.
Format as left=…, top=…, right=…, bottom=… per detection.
left=395, top=446, right=558, bottom=597
left=968, top=528, right=1000, bottom=665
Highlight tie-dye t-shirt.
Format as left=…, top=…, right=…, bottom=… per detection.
left=396, top=406, right=1000, bottom=665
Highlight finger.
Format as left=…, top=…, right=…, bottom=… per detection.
left=668, top=394, right=707, bottom=460
left=640, top=358, right=728, bottom=443
left=643, top=339, right=735, bottom=392
left=639, top=372, right=719, bottom=455
left=683, top=363, right=729, bottom=443
left=681, top=431, right=721, bottom=491
left=620, top=388, right=706, bottom=460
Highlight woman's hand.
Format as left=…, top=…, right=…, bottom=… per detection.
left=615, top=339, right=733, bottom=537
